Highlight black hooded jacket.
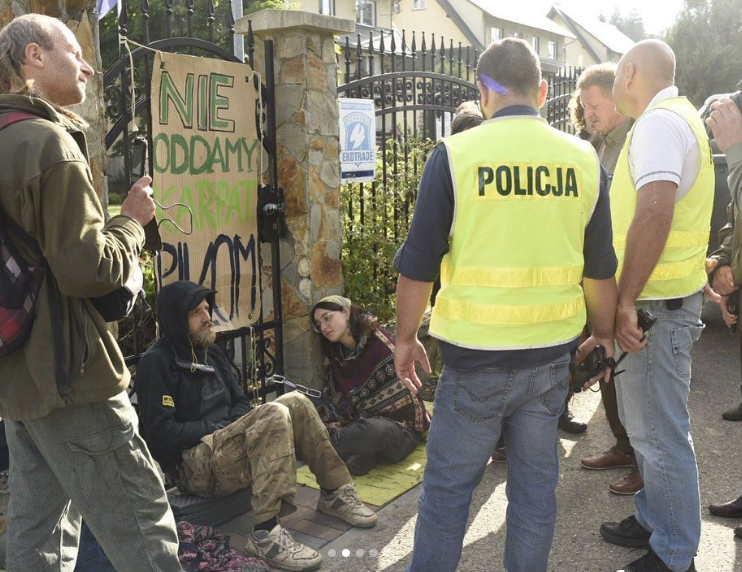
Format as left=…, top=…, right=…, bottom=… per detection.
left=136, top=281, right=251, bottom=472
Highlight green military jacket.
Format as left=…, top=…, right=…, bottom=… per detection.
left=0, top=94, right=145, bottom=420
left=711, top=142, right=742, bottom=284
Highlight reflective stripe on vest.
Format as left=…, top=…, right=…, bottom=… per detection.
left=611, top=97, right=713, bottom=300
left=429, top=115, right=601, bottom=350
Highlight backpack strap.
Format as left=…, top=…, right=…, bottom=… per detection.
left=0, top=112, right=44, bottom=255
left=0, top=111, right=70, bottom=395
left=0, top=111, right=39, bottom=131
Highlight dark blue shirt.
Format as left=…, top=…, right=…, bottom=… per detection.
left=393, top=105, right=617, bottom=369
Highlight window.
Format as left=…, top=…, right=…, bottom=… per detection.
left=356, top=0, right=376, bottom=26
left=320, top=0, right=335, bottom=15
left=413, top=0, right=426, bottom=8
left=511, top=31, right=523, bottom=39
left=490, top=27, right=503, bottom=43
left=532, top=36, right=540, bottom=55
left=547, top=40, right=557, bottom=60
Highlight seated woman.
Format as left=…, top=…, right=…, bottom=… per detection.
left=311, top=295, right=430, bottom=475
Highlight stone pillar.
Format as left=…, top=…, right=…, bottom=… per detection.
left=0, top=1, right=108, bottom=201
left=236, top=10, right=353, bottom=387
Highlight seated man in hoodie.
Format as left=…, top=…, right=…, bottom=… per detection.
left=136, top=280, right=377, bottom=572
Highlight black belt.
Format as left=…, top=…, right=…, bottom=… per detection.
left=665, top=298, right=683, bottom=310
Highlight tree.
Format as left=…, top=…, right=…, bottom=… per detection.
left=611, top=9, right=646, bottom=42
left=665, top=0, right=742, bottom=106
left=608, top=7, right=646, bottom=42
left=246, top=0, right=298, bottom=14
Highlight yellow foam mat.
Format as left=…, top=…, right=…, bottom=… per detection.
left=297, top=401, right=433, bottom=507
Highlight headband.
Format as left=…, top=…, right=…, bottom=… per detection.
left=316, top=295, right=351, bottom=309
left=478, top=73, right=509, bottom=95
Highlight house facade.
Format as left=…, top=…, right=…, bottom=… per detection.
left=296, top=0, right=575, bottom=71
left=548, top=5, right=635, bottom=67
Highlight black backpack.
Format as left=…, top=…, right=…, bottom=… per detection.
left=0, top=112, right=68, bottom=394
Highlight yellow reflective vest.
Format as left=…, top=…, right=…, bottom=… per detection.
left=611, top=97, right=713, bottom=300
left=429, top=115, right=601, bottom=350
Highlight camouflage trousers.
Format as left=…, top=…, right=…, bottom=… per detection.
left=180, top=392, right=351, bottom=523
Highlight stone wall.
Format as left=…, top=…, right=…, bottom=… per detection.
left=0, top=0, right=108, bottom=201
left=237, top=11, right=353, bottom=387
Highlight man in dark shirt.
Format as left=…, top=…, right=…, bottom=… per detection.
left=393, top=38, right=617, bottom=572
left=137, top=280, right=377, bottom=572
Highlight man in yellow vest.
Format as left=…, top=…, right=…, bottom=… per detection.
left=599, top=40, right=712, bottom=572
left=393, top=38, right=618, bottom=572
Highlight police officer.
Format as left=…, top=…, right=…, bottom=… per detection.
left=393, top=38, right=618, bottom=572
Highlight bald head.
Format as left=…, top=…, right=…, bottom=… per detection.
left=625, top=40, right=675, bottom=85
left=613, top=40, right=676, bottom=119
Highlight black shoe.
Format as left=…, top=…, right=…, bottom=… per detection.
left=558, top=408, right=587, bottom=434
left=345, top=454, right=377, bottom=476
left=616, top=547, right=695, bottom=572
left=709, top=495, right=742, bottom=518
left=601, top=515, right=651, bottom=548
left=722, top=403, right=742, bottom=421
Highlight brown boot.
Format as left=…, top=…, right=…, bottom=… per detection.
left=709, top=495, right=742, bottom=518
left=609, top=467, right=644, bottom=495
left=581, top=446, right=635, bottom=470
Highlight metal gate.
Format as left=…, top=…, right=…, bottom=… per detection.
left=336, top=30, right=480, bottom=317
left=102, top=0, right=284, bottom=399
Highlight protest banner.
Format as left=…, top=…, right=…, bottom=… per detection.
left=151, top=52, right=261, bottom=330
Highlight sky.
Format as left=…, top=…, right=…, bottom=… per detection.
left=534, top=0, right=686, bottom=36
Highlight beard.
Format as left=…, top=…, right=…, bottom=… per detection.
left=190, top=325, right=216, bottom=348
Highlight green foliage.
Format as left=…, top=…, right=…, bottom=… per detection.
left=608, top=7, right=647, bottom=42
left=99, top=0, right=251, bottom=71
left=107, top=192, right=123, bottom=206
left=341, top=135, right=434, bottom=322
left=665, top=0, right=742, bottom=107
left=246, top=0, right=298, bottom=14
left=140, top=251, right=158, bottom=308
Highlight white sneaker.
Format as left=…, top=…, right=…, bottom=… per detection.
left=244, top=524, right=322, bottom=571
left=317, top=483, right=378, bottom=528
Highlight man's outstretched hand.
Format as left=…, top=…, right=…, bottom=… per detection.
left=394, top=338, right=429, bottom=394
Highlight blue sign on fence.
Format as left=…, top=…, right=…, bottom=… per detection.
left=339, top=99, right=376, bottom=184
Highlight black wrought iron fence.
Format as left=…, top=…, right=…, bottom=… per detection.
left=544, top=66, right=584, bottom=134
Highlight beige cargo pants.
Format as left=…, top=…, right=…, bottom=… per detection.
left=180, top=392, right=351, bottom=523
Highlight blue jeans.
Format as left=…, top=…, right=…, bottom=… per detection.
left=615, top=292, right=704, bottom=572
left=407, top=353, right=570, bottom=572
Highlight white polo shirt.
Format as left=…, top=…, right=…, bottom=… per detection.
left=628, top=86, right=701, bottom=201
